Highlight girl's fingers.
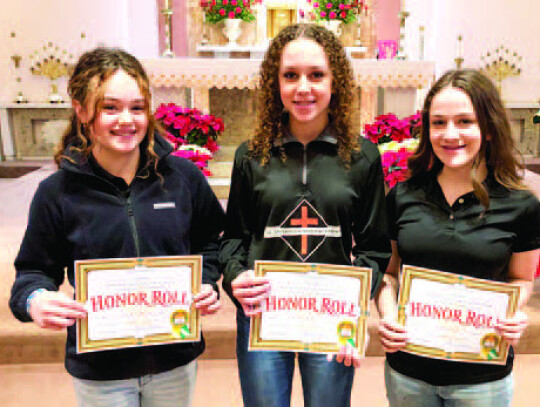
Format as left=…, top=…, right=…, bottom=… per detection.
left=335, top=345, right=361, bottom=368
left=380, top=318, right=407, bottom=333
left=233, top=283, right=270, bottom=299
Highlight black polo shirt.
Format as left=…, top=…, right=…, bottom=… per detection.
left=386, top=173, right=540, bottom=386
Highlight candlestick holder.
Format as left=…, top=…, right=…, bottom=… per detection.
left=200, top=11, right=210, bottom=45
left=454, top=57, right=464, bottom=68
left=29, top=43, right=74, bottom=103
left=480, top=46, right=521, bottom=95
left=162, top=6, right=175, bottom=57
left=396, top=11, right=409, bottom=60
left=11, top=55, right=28, bottom=103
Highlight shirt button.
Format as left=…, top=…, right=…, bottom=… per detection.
left=458, top=198, right=464, bottom=204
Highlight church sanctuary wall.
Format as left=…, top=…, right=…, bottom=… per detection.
left=405, top=0, right=540, bottom=105
left=0, top=0, right=159, bottom=104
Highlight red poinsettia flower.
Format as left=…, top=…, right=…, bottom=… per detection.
left=155, top=103, right=224, bottom=177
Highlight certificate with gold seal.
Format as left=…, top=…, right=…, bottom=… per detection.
left=398, top=265, right=520, bottom=364
left=75, top=255, right=202, bottom=353
left=249, top=261, right=371, bottom=355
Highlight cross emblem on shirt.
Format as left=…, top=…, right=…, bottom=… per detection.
left=290, top=205, right=319, bottom=255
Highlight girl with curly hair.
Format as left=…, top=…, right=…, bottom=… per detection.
left=376, top=69, right=540, bottom=406
left=220, top=23, right=391, bottom=406
left=10, top=47, right=225, bottom=406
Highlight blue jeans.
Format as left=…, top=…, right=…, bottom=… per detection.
left=236, top=310, right=355, bottom=407
left=72, top=361, right=197, bottom=407
left=384, top=362, right=513, bottom=407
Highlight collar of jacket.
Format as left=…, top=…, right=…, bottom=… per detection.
left=59, top=131, right=173, bottom=175
left=273, top=124, right=338, bottom=148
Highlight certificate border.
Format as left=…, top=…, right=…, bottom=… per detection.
left=75, top=255, right=202, bottom=353
left=398, top=265, right=520, bottom=365
left=250, top=260, right=371, bottom=355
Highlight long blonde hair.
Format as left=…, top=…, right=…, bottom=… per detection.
left=54, top=47, right=160, bottom=174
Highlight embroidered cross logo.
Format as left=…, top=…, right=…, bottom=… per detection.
left=290, top=206, right=319, bottom=255
left=264, top=199, right=341, bottom=261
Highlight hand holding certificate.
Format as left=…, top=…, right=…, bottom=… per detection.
left=397, top=265, right=520, bottom=364
left=249, top=261, right=371, bottom=356
left=75, top=255, right=202, bottom=353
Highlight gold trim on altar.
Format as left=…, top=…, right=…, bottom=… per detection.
left=267, top=7, right=297, bottom=39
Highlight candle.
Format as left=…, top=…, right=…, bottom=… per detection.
left=456, top=35, right=463, bottom=59
left=164, top=0, right=170, bottom=9
left=419, top=26, right=425, bottom=61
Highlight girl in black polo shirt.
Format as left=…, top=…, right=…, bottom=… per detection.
left=376, top=69, right=540, bottom=406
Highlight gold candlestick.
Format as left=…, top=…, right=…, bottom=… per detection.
left=454, top=35, right=464, bottom=68
left=480, top=47, right=521, bottom=95
left=11, top=55, right=22, bottom=68
left=162, top=1, right=175, bottom=57
left=396, top=11, right=410, bottom=60
left=29, top=43, right=73, bottom=103
left=201, top=10, right=209, bottom=45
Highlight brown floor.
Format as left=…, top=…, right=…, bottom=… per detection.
left=2, top=356, right=540, bottom=406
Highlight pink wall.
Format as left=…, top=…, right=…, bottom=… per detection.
left=376, top=0, right=400, bottom=42
left=157, top=0, right=188, bottom=57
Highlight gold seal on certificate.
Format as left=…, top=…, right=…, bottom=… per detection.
left=398, top=265, right=520, bottom=365
left=249, top=261, right=372, bottom=355
left=75, top=255, right=202, bottom=353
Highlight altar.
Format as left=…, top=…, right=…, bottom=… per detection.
left=146, top=57, right=435, bottom=147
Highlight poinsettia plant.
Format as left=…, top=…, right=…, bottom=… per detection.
left=364, top=112, right=422, bottom=188
left=200, top=0, right=258, bottom=24
left=173, top=145, right=214, bottom=177
left=306, top=0, right=368, bottom=24
left=155, top=103, right=224, bottom=176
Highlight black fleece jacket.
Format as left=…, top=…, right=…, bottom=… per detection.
left=10, top=134, right=224, bottom=380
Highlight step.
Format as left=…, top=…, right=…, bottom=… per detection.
left=213, top=145, right=237, bottom=162
left=208, top=161, right=233, bottom=179
left=208, top=177, right=230, bottom=200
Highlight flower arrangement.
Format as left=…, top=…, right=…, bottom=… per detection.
left=304, top=0, right=368, bottom=24
left=155, top=103, right=224, bottom=176
left=364, top=112, right=422, bottom=188
left=200, top=0, right=258, bottom=23
left=173, top=145, right=214, bottom=176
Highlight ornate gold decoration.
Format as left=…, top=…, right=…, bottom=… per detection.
left=267, top=6, right=296, bottom=39
left=480, top=46, right=522, bottom=95
left=29, top=43, right=75, bottom=103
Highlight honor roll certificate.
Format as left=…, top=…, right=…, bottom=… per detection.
left=398, top=265, right=520, bottom=364
left=75, top=256, right=202, bottom=353
left=249, top=261, right=371, bottom=355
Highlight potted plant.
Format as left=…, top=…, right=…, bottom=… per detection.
left=200, top=0, right=258, bottom=45
left=363, top=112, right=421, bottom=188
left=155, top=103, right=224, bottom=176
left=306, top=0, right=368, bottom=37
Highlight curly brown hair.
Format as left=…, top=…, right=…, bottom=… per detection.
left=249, top=23, right=358, bottom=166
left=54, top=47, right=160, bottom=175
left=409, top=69, right=525, bottom=208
